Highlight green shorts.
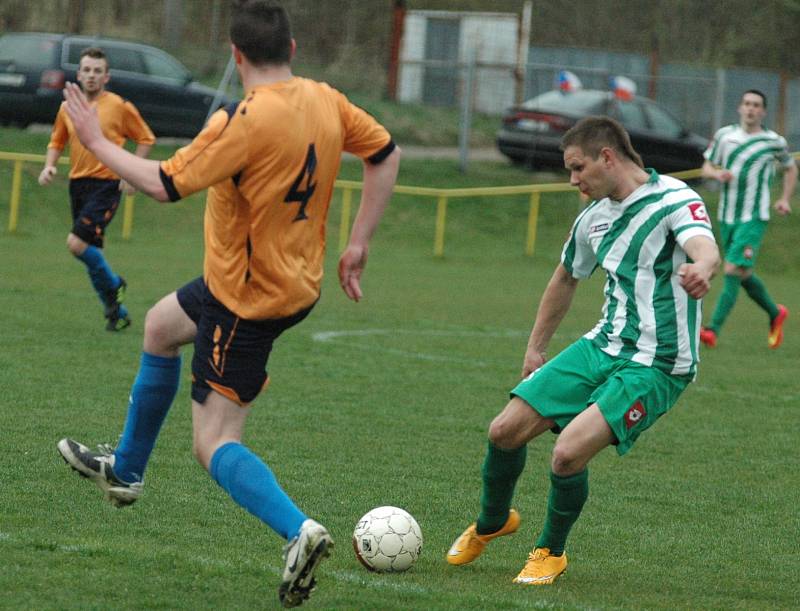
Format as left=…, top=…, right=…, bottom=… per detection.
left=511, top=338, right=691, bottom=455
left=720, top=219, right=768, bottom=268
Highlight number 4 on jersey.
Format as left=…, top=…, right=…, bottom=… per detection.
left=285, top=143, right=317, bottom=221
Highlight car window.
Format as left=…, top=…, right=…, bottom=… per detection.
left=0, top=35, right=58, bottom=70
left=616, top=100, right=648, bottom=131
left=65, top=41, right=145, bottom=75
left=521, top=90, right=607, bottom=115
left=103, top=46, right=145, bottom=74
left=642, top=101, right=683, bottom=138
left=142, top=49, right=189, bottom=83
left=65, top=42, right=83, bottom=65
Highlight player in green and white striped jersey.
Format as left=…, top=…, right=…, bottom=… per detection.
left=447, top=117, right=720, bottom=585
left=699, top=89, right=797, bottom=349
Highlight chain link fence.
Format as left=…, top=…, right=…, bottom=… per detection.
left=399, top=38, right=800, bottom=148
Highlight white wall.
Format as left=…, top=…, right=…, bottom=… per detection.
left=461, top=15, right=517, bottom=114
left=397, top=13, right=426, bottom=104
left=397, top=10, right=518, bottom=115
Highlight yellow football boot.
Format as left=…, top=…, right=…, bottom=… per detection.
left=512, top=547, right=567, bottom=585
left=446, top=509, right=520, bottom=566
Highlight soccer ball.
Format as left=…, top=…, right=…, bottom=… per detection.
left=352, top=506, right=423, bottom=572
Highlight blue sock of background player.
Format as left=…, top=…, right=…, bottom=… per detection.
left=76, top=245, right=128, bottom=318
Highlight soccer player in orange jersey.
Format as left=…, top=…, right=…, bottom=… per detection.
left=38, top=47, right=155, bottom=331
left=56, top=2, right=400, bottom=607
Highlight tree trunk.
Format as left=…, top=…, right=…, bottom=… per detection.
left=163, top=0, right=184, bottom=51
left=67, top=0, right=85, bottom=34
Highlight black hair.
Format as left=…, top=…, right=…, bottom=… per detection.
left=741, top=89, right=767, bottom=108
left=230, top=0, right=292, bottom=66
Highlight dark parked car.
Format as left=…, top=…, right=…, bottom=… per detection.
left=0, top=32, right=234, bottom=138
left=496, top=89, right=708, bottom=173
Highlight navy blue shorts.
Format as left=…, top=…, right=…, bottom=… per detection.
left=176, top=277, right=314, bottom=405
left=69, top=178, right=121, bottom=248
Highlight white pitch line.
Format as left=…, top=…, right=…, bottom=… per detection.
left=312, top=328, right=529, bottom=342
left=329, top=568, right=430, bottom=594
left=311, top=328, right=532, bottom=366
left=190, top=554, right=432, bottom=596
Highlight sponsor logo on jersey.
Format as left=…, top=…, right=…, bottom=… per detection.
left=688, top=202, right=710, bottom=223
left=624, top=400, right=647, bottom=429
left=589, top=222, right=609, bottom=235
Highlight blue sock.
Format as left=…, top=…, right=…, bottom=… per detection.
left=76, top=246, right=119, bottom=305
left=113, top=353, right=181, bottom=483
left=210, top=442, right=307, bottom=540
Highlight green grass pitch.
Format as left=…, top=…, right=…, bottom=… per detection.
left=0, top=127, right=798, bottom=609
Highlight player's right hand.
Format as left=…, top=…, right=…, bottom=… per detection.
left=38, top=165, right=57, bottom=185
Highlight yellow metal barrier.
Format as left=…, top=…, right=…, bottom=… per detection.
left=9, top=149, right=795, bottom=257
left=434, top=195, right=448, bottom=257
left=1, top=151, right=78, bottom=234
left=330, top=178, right=578, bottom=257
left=337, top=187, right=353, bottom=253
left=8, top=159, right=22, bottom=232
left=121, top=193, right=135, bottom=240
left=525, top=191, right=541, bottom=256
left=0, top=148, right=614, bottom=256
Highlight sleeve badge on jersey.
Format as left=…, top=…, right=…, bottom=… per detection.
left=688, top=202, right=710, bottom=223
left=624, top=400, right=647, bottom=429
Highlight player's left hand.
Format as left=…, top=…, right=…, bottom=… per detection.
left=678, top=262, right=713, bottom=299
left=521, top=349, right=547, bottom=379
left=119, top=180, right=136, bottom=195
left=774, top=198, right=792, bottom=216
left=338, top=244, right=368, bottom=302
left=63, top=81, right=104, bottom=149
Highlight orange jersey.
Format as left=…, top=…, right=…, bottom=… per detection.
left=48, top=91, right=155, bottom=180
left=160, top=77, right=394, bottom=320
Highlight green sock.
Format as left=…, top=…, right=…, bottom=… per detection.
left=741, top=274, right=779, bottom=321
left=476, top=441, right=526, bottom=534
left=535, top=469, right=589, bottom=555
left=709, top=274, right=742, bottom=334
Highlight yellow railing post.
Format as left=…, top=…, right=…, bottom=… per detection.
left=525, top=190, right=541, bottom=256
left=434, top=195, right=448, bottom=257
left=8, top=159, right=23, bottom=232
left=338, top=187, right=353, bottom=253
left=121, top=193, right=135, bottom=240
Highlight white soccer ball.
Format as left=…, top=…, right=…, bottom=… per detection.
left=352, top=506, right=423, bottom=572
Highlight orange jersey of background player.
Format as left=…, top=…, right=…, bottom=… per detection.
left=48, top=91, right=156, bottom=180
left=159, top=77, right=393, bottom=320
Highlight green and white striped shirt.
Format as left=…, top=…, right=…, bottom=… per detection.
left=562, top=171, right=715, bottom=377
left=704, top=124, right=794, bottom=223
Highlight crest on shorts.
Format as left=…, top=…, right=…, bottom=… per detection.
left=624, top=400, right=647, bottom=429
